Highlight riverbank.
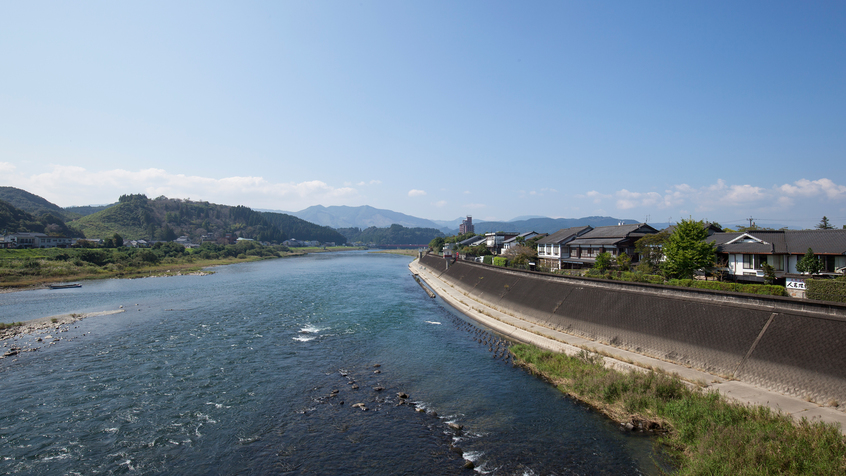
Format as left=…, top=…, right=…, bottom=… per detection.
left=512, top=344, right=846, bottom=475
left=409, top=261, right=846, bottom=468
left=369, top=249, right=420, bottom=256
left=1, top=309, right=125, bottom=343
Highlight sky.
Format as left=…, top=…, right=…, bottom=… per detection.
left=1, top=1, right=844, bottom=229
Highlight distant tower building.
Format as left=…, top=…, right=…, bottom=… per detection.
left=459, top=216, right=474, bottom=234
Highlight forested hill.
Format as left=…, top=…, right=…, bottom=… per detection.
left=0, top=186, right=69, bottom=219
left=72, top=194, right=347, bottom=243
left=0, top=199, right=83, bottom=237
left=337, top=224, right=444, bottom=245
left=65, top=203, right=116, bottom=217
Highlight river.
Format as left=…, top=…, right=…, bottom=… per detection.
left=0, top=251, right=667, bottom=475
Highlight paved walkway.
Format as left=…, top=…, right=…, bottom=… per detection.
left=410, top=259, right=846, bottom=434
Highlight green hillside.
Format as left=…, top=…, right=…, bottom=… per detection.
left=337, top=224, right=444, bottom=245
left=0, top=186, right=68, bottom=218
left=0, top=199, right=82, bottom=237
left=64, top=203, right=116, bottom=217
left=72, top=194, right=346, bottom=244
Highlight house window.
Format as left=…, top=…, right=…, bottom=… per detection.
left=823, top=255, right=836, bottom=272
left=570, top=248, right=579, bottom=258
left=743, top=255, right=759, bottom=269
left=744, top=254, right=767, bottom=270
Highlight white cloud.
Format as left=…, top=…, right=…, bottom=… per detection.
left=434, top=200, right=447, bottom=207
left=780, top=178, right=846, bottom=199
left=464, top=203, right=486, bottom=209
left=0, top=165, right=358, bottom=209
left=575, top=177, right=846, bottom=226
left=408, top=189, right=427, bottom=197
left=615, top=189, right=665, bottom=210
left=0, top=162, right=16, bottom=174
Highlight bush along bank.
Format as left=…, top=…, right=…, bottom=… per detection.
left=807, top=278, right=846, bottom=303
left=580, top=268, right=788, bottom=297
left=511, top=344, right=846, bottom=476
left=0, top=241, right=296, bottom=288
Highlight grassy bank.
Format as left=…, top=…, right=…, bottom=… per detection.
left=511, top=344, right=846, bottom=475
left=0, top=243, right=308, bottom=290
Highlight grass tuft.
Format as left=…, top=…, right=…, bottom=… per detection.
left=511, top=343, right=846, bottom=475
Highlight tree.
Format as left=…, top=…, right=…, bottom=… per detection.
left=504, top=244, right=537, bottom=267
left=113, top=233, right=124, bottom=247
left=429, top=236, right=445, bottom=253
left=615, top=252, right=631, bottom=271
left=634, top=229, right=670, bottom=273
left=796, top=248, right=823, bottom=275
left=761, top=261, right=776, bottom=285
left=593, top=252, right=614, bottom=272
left=661, top=219, right=716, bottom=279
left=816, top=216, right=834, bottom=230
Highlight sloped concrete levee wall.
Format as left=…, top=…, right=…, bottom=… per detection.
left=419, top=254, right=846, bottom=404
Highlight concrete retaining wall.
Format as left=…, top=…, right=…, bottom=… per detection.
left=419, top=254, right=846, bottom=404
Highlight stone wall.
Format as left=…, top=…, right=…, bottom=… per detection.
left=418, top=254, right=846, bottom=404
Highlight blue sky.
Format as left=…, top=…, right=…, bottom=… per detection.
left=1, top=1, right=844, bottom=229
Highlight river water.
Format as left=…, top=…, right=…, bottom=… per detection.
left=0, top=251, right=667, bottom=475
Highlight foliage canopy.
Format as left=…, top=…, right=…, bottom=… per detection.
left=661, top=219, right=716, bottom=279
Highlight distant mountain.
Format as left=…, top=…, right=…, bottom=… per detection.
left=64, top=203, right=116, bottom=217
left=292, top=205, right=449, bottom=232
left=0, top=186, right=68, bottom=219
left=472, top=216, right=640, bottom=234
left=507, top=215, right=546, bottom=222
left=431, top=217, right=467, bottom=230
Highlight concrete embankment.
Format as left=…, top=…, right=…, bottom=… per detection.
left=412, top=254, right=846, bottom=432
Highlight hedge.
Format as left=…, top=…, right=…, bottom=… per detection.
left=667, top=279, right=788, bottom=297
left=584, top=269, right=664, bottom=284
left=806, top=279, right=846, bottom=303
left=482, top=255, right=494, bottom=265
left=492, top=257, right=508, bottom=267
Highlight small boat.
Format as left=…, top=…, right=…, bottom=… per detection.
left=48, top=283, right=82, bottom=289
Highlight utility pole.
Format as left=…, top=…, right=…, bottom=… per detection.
left=747, top=216, right=755, bottom=228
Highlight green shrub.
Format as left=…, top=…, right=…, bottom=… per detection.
left=492, top=256, right=508, bottom=267
left=667, top=279, right=787, bottom=297
left=482, top=255, right=493, bottom=265
left=807, top=279, right=846, bottom=303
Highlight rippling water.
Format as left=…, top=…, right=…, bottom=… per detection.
left=0, top=252, right=667, bottom=475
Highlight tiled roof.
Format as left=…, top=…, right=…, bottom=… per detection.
left=569, top=237, right=625, bottom=246
left=708, top=230, right=846, bottom=255
left=576, top=223, right=658, bottom=239
left=784, top=230, right=846, bottom=254
left=503, top=231, right=543, bottom=244
left=536, top=226, right=592, bottom=245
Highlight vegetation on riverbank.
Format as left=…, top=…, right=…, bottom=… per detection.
left=511, top=344, right=846, bottom=475
left=369, top=249, right=419, bottom=256
left=0, top=241, right=301, bottom=289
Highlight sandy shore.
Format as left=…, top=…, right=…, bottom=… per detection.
left=1, top=309, right=125, bottom=342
